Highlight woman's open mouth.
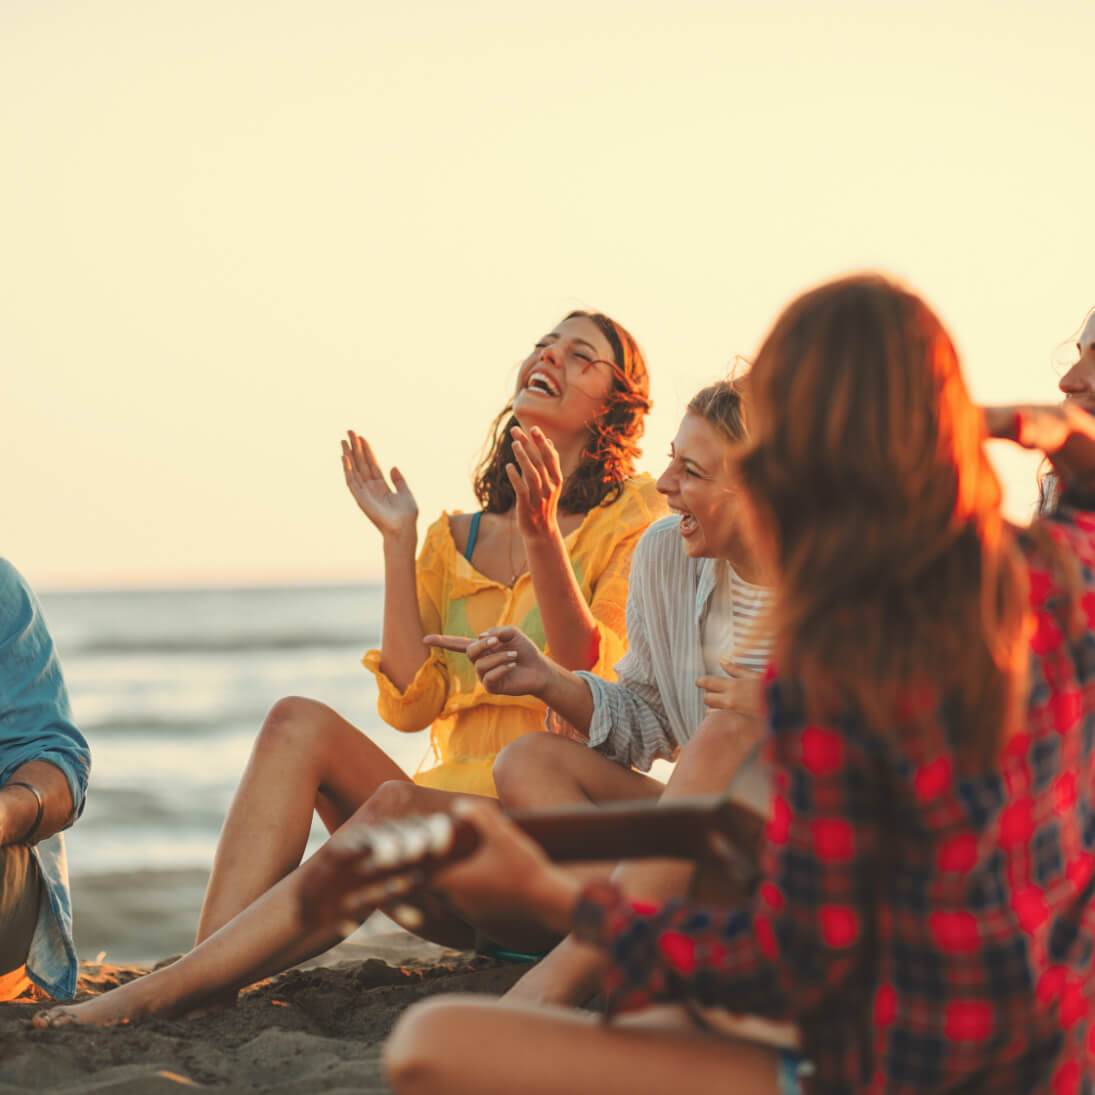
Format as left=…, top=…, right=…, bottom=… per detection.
left=673, top=509, right=698, bottom=536
left=523, top=370, right=561, bottom=397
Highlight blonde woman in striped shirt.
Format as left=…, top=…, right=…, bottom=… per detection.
left=426, top=380, right=776, bottom=1003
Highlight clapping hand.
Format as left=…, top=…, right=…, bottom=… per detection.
left=341, top=430, right=419, bottom=543
left=508, top=426, right=564, bottom=540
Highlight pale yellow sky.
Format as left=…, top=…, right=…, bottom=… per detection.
left=2, top=0, right=1087, bottom=589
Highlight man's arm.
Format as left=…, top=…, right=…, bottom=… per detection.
left=0, top=559, right=90, bottom=830
left=0, top=759, right=75, bottom=847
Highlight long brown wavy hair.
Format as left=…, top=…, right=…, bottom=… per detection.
left=473, top=311, right=652, bottom=515
left=738, top=274, right=1030, bottom=770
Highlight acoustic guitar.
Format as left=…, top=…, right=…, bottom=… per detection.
left=296, top=794, right=765, bottom=931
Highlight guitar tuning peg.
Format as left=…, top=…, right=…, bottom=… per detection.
left=368, top=827, right=403, bottom=868
left=391, top=903, right=425, bottom=931
left=424, top=812, right=455, bottom=853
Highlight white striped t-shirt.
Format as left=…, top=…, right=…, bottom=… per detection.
left=702, top=560, right=773, bottom=677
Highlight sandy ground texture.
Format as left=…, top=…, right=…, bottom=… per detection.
left=0, top=931, right=530, bottom=1094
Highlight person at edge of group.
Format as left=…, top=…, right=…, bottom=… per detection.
left=1040, top=304, right=1095, bottom=513
left=0, top=558, right=90, bottom=1002
left=381, top=275, right=1095, bottom=1095
left=424, top=378, right=781, bottom=987
left=34, top=308, right=664, bottom=1027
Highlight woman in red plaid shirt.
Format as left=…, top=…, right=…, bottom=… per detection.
left=384, top=276, right=1095, bottom=1095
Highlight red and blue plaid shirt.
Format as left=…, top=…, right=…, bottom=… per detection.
left=574, top=508, right=1095, bottom=1095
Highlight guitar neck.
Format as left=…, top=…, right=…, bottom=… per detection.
left=297, top=794, right=765, bottom=930
left=509, top=794, right=762, bottom=863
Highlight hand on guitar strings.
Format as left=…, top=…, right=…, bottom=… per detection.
left=295, top=800, right=580, bottom=940
left=430, top=801, right=582, bottom=935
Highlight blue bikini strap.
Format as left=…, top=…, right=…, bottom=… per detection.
left=464, top=511, right=483, bottom=562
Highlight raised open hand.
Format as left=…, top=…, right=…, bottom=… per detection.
left=425, top=626, right=553, bottom=699
left=506, top=426, right=564, bottom=540
left=341, top=430, right=419, bottom=542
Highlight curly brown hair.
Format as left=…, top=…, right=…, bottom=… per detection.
left=473, top=310, right=652, bottom=515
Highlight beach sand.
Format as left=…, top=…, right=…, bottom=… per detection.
left=0, top=931, right=529, bottom=1093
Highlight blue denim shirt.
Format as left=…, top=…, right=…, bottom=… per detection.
left=0, top=559, right=90, bottom=999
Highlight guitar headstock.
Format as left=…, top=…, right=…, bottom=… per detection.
left=297, top=812, right=481, bottom=932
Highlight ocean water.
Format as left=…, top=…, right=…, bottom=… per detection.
left=37, top=582, right=427, bottom=965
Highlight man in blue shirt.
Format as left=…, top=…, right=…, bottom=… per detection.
left=0, top=559, right=90, bottom=1000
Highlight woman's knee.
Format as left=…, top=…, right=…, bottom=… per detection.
left=358, top=779, right=422, bottom=824
left=493, top=733, right=578, bottom=808
left=384, top=996, right=476, bottom=1094
left=255, top=696, right=336, bottom=755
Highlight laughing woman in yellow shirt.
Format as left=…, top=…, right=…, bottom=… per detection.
left=355, top=311, right=662, bottom=796
left=37, top=309, right=662, bottom=1027
left=365, top=438, right=659, bottom=796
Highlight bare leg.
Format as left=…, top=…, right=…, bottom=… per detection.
left=505, top=711, right=761, bottom=1006
left=493, top=732, right=666, bottom=889
left=33, top=713, right=476, bottom=1027
left=195, top=696, right=411, bottom=942
left=35, top=775, right=493, bottom=1028
left=35, top=846, right=350, bottom=1027
left=384, top=995, right=783, bottom=1095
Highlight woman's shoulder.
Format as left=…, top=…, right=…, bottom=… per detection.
left=418, top=511, right=472, bottom=563
left=628, top=516, right=699, bottom=591
left=593, top=474, right=668, bottom=527
left=620, top=472, right=664, bottom=510
left=640, top=512, right=684, bottom=541
left=569, top=476, right=668, bottom=558
left=445, top=511, right=475, bottom=555
left=629, top=513, right=685, bottom=564
left=1020, top=510, right=1095, bottom=607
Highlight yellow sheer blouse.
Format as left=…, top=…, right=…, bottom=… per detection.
left=362, top=475, right=665, bottom=795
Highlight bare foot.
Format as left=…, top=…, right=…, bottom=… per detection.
left=33, top=968, right=226, bottom=1028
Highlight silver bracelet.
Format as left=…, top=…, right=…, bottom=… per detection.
left=6, top=781, right=45, bottom=844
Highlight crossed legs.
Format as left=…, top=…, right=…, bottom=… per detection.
left=385, top=996, right=783, bottom=1095
left=495, top=712, right=762, bottom=1006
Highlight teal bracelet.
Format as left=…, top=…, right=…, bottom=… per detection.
left=7, top=781, right=45, bottom=845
